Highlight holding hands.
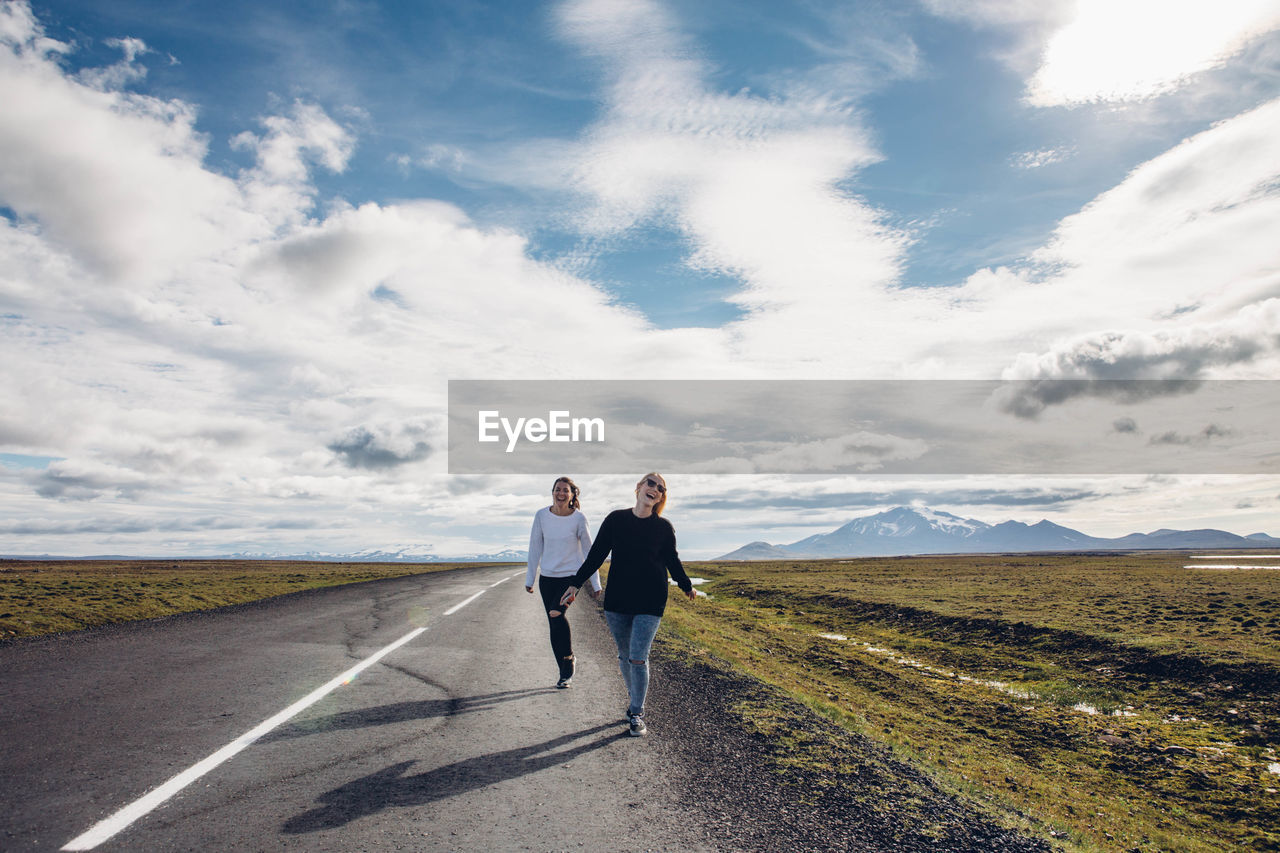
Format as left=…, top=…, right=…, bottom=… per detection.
left=557, top=585, right=603, bottom=610
left=559, top=584, right=690, bottom=607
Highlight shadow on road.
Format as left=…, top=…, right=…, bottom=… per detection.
left=260, top=688, right=556, bottom=743
left=282, top=722, right=623, bottom=834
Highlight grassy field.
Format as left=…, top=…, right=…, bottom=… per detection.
left=0, top=559, right=498, bottom=640
left=663, top=553, right=1280, bottom=853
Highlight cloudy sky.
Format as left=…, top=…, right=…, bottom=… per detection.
left=2, top=0, right=1279, bottom=558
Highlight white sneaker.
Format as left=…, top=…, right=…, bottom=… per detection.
left=628, top=714, right=647, bottom=737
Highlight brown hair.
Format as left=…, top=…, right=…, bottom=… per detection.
left=552, top=476, right=581, bottom=512
left=637, top=472, right=667, bottom=516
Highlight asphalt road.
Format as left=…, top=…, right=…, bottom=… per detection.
left=1, top=565, right=707, bottom=852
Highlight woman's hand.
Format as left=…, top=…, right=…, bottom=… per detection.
left=590, top=587, right=603, bottom=601
left=559, top=586, right=579, bottom=607
left=685, top=587, right=697, bottom=601
left=525, top=585, right=533, bottom=593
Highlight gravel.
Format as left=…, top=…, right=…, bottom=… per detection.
left=645, top=638, right=1054, bottom=853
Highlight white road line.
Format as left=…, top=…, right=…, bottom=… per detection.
left=444, top=589, right=487, bottom=615
left=61, top=575, right=506, bottom=851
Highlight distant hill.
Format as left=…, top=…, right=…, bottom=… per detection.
left=221, top=547, right=528, bottom=563
left=217, top=548, right=527, bottom=560
left=716, top=541, right=798, bottom=561
left=3, top=547, right=528, bottom=563
left=715, top=506, right=1280, bottom=560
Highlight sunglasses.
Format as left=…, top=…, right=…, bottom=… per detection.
left=644, top=477, right=666, bottom=494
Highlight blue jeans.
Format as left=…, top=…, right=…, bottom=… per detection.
left=603, top=610, right=661, bottom=717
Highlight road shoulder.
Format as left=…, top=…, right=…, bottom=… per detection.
left=647, top=634, right=1054, bottom=853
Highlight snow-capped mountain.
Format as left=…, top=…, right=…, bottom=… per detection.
left=716, top=506, right=1280, bottom=559
left=785, top=507, right=988, bottom=557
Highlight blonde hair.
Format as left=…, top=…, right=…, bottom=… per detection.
left=552, top=476, right=581, bottom=512
left=637, top=472, right=667, bottom=516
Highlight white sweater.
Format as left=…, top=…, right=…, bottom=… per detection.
left=525, top=507, right=602, bottom=591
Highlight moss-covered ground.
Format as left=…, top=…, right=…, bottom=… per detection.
left=661, top=553, right=1280, bottom=852
left=0, top=559, right=498, bottom=639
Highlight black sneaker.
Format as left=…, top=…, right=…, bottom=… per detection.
left=556, top=677, right=572, bottom=689
left=628, top=714, right=647, bottom=737
left=557, top=656, right=575, bottom=688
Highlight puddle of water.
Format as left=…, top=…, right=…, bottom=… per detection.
left=1184, top=565, right=1280, bottom=570
left=669, top=578, right=709, bottom=597
left=1072, top=702, right=1138, bottom=718
left=1186, top=555, right=1280, bottom=569
left=1196, top=555, right=1280, bottom=559
left=819, top=633, right=848, bottom=641
left=1269, top=763, right=1280, bottom=775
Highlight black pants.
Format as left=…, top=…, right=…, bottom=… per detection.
left=537, top=575, right=576, bottom=677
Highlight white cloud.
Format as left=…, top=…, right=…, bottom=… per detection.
left=0, top=1, right=66, bottom=57
left=923, top=0, right=1280, bottom=106
left=935, top=96, right=1280, bottom=377
left=920, top=0, right=1064, bottom=27
left=32, top=458, right=153, bottom=501
left=1027, top=0, right=1280, bottom=105
left=0, top=30, right=247, bottom=286
left=1011, top=146, right=1074, bottom=169
left=2, top=0, right=1277, bottom=556
left=556, top=0, right=907, bottom=334
left=0, top=1, right=706, bottom=557
left=760, top=3, right=924, bottom=102
left=417, top=143, right=467, bottom=172
left=1002, top=299, right=1280, bottom=381
left=77, top=37, right=150, bottom=90
left=327, top=418, right=440, bottom=470
left=1038, top=97, right=1280, bottom=287
left=231, top=101, right=355, bottom=228
left=919, top=0, right=1076, bottom=74
left=446, top=1, right=1277, bottom=380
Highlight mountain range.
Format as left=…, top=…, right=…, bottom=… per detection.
left=716, top=506, right=1280, bottom=560
left=221, top=547, right=529, bottom=563
left=3, top=547, right=528, bottom=563
left=8, top=507, right=1278, bottom=562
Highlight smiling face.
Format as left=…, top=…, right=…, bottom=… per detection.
left=551, top=477, right=576, bottom=510
left=635, top=472, right=667, bottom=516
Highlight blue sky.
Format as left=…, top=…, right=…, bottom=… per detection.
left=32, top=0, right=1253, bottom=315
left=2, top=0, right=1279, bottom=557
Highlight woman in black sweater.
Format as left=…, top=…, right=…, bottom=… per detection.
left=559, top=472, right=696, bottom=737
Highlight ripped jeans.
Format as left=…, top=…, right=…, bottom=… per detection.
left=603, top=610, right=662, bottom=717
left=537, top=575, right=577, bottom=678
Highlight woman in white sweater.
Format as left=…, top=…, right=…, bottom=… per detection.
left=525, top=476, right=602, bottom=688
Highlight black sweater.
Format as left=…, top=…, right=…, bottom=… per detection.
left=572, top=508, right=692, bottom=617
